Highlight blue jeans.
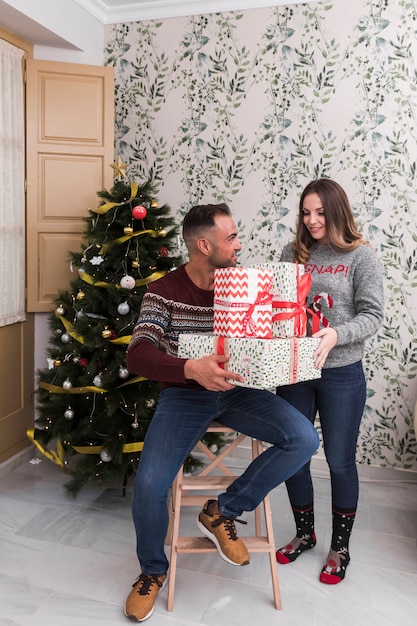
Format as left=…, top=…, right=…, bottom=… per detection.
left=276, top=361, right=366, bottom=511
left=132, top=385, right=319, bottom=576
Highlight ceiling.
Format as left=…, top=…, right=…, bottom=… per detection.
left=74, top=1, right=304, bottom=24
left=0, top=0, right=305, bottom=47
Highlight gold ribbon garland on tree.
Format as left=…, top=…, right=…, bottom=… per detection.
left=32, top=179, right=168, bottom=471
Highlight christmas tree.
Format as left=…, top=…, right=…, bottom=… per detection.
left=30, top=160, right=184, bottom=496
left=30, top=160, right=230, bottom=496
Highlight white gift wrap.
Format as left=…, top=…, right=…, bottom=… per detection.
left=252, top=262, right=310, bottom=338
left=213, top=267, right=273, bottom=338
left=178, top=333, right=321, bottom=389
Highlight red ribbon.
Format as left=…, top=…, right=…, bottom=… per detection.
left=217, top=336, right=227, bottom=369
left=272, top=266, right=320, bottom=336
left=241, top=290, right=272, bottom=337
left=215, top=290, right=273, bottom=338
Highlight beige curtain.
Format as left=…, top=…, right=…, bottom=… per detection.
left=0, top=39, right=25, bottom=326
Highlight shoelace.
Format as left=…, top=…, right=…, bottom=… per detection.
left=133, top=574, right=163, bottom=596
left=211, top=515, right=247, bottom=541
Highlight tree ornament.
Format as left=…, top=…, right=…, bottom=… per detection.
left=93, top=374, right=103, bottom=387
left=54, top=358, right=62, bottom=367
left=158, top=229, right=167, bottom=238
left=120, top=275, right=135, bottom=290
left=146, top=399, right=155, bottom=408
left=76, top=290, right=85, bottom=301
left=124, top=226, right=133, bottom=236
left=110, top=156, right=128, bottom=181
left=90, top=255, right=104, bottom=266
left=55, top=304, right=65, bottom=316
left=61, top=333, right=71, bottom=344
left=102, top=328, right=112, bottom=339
left=150, top=199, right=158, bottom=208
left=132, top=205, right=147, bottom=220
left=76, top=309, right=86, bottom=319
left=78, top=357, right=88, bottom=368
left=117, top=301, right=130, bottom=315
left=131, top=420, right=139, bottom=429
left=159, top=246, right=169, bottom=257
left=64, top=407, right=74, bottom=420
left=63, top=378, right=72, bottom=390
left=100, top=449, right=112, bottom=462
left=131, top=258, right=139, bottom=268
left=118, top=366, right=129, bottom=379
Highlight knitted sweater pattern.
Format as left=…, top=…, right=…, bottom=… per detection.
left=280, top=243, right=384, bottom=369
left=127, top=265, right=214, bottom=387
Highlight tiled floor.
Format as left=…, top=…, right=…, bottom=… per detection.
left=1, top=448, right=417, bottom=626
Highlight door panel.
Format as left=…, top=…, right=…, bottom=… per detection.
left=0, top=32, right=34, bottom=465
left=26, top=59, right=114, bottom=312
left=0, top=315, right=34, bottom=464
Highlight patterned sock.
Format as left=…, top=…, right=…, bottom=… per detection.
left=320, top=507, right=356, bottom=584
left=276, top=502, right=316, bottom=564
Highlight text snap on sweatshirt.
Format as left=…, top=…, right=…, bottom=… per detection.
left=280, top=243, right=384, bottom=369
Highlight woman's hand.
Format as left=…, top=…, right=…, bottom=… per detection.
left=312, top=327, right=338, bottom=369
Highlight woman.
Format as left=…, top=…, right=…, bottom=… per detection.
left=276, top=178, right=384, bottom=584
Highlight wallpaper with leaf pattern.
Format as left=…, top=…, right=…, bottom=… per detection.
left=105, top=0, right=417, bottom=472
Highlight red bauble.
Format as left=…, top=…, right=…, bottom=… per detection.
left=159, top=246, right=169, bottom=257
left=132, top=205, right=147, bottom=220
left=78, top=357, right=89, bottom=367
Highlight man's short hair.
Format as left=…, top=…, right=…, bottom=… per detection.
left=182, top=203, right=231, bottom=244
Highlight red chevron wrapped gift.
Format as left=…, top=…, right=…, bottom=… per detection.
left=213, top=267, right=273, bottom=338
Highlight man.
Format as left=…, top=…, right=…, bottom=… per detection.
left=124, top=203, right=319, bottom=621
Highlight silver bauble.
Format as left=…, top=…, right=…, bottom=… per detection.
left=64, top=407, right=74, bottom=420
left=100, top=449, right=112, bottom=462
left=117, top=301, right=130, bottom=315
left=93, top=374, right=103, bottom=387
left=118, top=366, right=129, bottom=379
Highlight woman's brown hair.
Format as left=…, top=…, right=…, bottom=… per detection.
left=291, top=179, right=365, bottom=264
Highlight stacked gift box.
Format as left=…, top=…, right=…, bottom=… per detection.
left=178, top=263, right=321, bottom=389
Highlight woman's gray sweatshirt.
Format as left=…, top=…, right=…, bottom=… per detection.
left=280, top=243, right=384, bottom=369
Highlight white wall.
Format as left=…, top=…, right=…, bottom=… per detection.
left=0, top=0, right=104, bottom=64
left=0, top=0, right=106, bottom=381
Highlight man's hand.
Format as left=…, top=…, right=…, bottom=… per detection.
left=312, top=327, right=337, bottom=369
left=184, top=354, right=244, bottom=391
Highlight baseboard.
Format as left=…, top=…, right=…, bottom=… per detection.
left=311, top=456, right=417, bottom=483
left=0, top=446, right=35, bottom=480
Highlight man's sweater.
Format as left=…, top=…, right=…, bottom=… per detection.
left=127, top=264, right=214, bottom=389
left=280, top=243, right=384, bottom=369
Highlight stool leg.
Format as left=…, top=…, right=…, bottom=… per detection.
left=167, top=469, right=183, bottom=611
left=252, top=438, right=282, bottom=609
left=264, top=492, right=282, bottom=610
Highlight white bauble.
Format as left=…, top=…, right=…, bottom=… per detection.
left=120, top=275, right=135, bottom=290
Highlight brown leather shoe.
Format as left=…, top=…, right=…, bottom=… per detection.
left=197, top=499, right=250, bottom=566
left=124, top=573, right=167, bottom=621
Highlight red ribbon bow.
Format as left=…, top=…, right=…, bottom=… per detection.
left=272, top=266, right=319, bottom=336
left=241, top=290, right=273, bottom=337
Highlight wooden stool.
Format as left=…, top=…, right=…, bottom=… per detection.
left=166, top=421, right=282, bottom=611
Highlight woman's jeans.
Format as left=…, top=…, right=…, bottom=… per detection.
left=132, top=385, right=319, bottom=576
left=276, top=361, right=366, bottom=511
